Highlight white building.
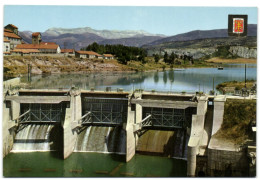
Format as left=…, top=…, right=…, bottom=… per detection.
left=4, top=28, right=22, bottom=50
left=75, top=51, right=102, bottom=59
left=3, top=38, right=10, bottom=53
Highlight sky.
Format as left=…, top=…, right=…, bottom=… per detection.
left=3, top=6, right=258, bottom=36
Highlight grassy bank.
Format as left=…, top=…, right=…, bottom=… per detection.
left=214, top=99, right=256, bottom=144
left=206, top=57, right=257, bottom=64
left=216, top=80, right=255, bottom=94
left=4, top=56, right=129, bottom=77
left=4, top=56, right=214, bottom=77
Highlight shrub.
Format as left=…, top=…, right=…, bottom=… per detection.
left=215, top=99, right=256, bottom=144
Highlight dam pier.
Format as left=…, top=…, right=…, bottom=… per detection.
left=3, top=88, right=256, bottom=177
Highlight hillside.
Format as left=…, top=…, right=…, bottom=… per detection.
left=98, top=36, right=164, bottom=47
left=19, top=27, right=166, bottom=50
left=3, top=56, right=129, bottom=76
left=145, top=36, right=257, bottom=59
left=143, top=24, right=257, bottom=47
left=43, top=27, right=165, bottom=39
left=145, top=36, right=257, bottom=50
left=19, top=24, right=257, bottom=51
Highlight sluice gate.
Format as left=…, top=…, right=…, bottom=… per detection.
left=19, top=103, right=67, bottom=125
left=81, top=97, right=128, bottom=126
left=142, top=107, right=196, bottom=129
left=128, top=93, right=197, bottom=160
left=75, top=95, right=128, bottom=154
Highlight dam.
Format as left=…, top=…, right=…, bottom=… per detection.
left=3, top=88, right=256, bottom=177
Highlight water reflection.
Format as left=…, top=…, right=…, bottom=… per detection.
left=21, top=64, right=256, bottom=93
left=168, top=70, right=174, bottom=82
left=154, top=72, right=159, bottom=83
left=163, top=71, right=168, bottom=84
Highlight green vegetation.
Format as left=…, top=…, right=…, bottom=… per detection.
left=154, top=54, right=160, bottom=63
left=82, top=42, right=147, bottom=64
left=216, top=80, right=255, bottom=94
left=211, top=45, right=239, bottom=59
left=214, top=99, right=256, bottom=144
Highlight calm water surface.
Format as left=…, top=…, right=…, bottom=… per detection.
left=3, top=152, right=186, bottom=177
left=22, top=64, right=256, bottom=93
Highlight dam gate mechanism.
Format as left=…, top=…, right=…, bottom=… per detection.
left=80, top=97, right=128, bottom=126
left=16, top=103, right=67, bottom=131
left=142, top=107, right=196, bottom=129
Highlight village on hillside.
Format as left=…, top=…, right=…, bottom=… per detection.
left=3, top=24, right=115, bottom=60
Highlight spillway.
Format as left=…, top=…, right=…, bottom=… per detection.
left=74, top=126, right=126, bottom=154
left=136, top=129, right=188, bottom=159
left=12, top=124, right=56, bottom=152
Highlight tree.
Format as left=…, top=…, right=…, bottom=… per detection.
left=83, top=42, right=148, bottom=64
left=138, top=55, right=145, bottom=64
left=183, top=54, right=188, bottom=64
left=117, top=55, right=127, bottom=64
left=169, top=52, right=175, bottom=64
left=154, top=54, right=160, bottom=63
left=163, top=52, right=168, bottom=63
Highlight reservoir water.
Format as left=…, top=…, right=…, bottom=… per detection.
left=3, top=63, right=256, bottom=177
left=3, top=152, right=186, bottom=177
left=21, top=64, right=256, bottom=93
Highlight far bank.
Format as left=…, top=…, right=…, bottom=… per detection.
left=4, top=55, right=256, bottom=78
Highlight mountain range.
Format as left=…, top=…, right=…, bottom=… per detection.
left=18, top=24, right=257, bottom=50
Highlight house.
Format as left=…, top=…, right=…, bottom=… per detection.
left=103, top=54, right=114, bottom=60
left=3, top=52, right=11, bottom=56
left=61, top=49, right=75, bottom=56
left=32, top=32, right=42, bottom=44
left=4, top=28, right=22, bottom=50
left=75, top=51, right=102, bottom=59
left=11, top=49, right=40, bottom=56
left=3, top=37, right=10, bottom=53
left=4, top=24, right=18, bottom=35
left=14, top=32, right=61, bottom=54
left=16, top=43, right=61, bottom=54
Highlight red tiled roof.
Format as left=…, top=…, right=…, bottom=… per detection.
left=4, top=37, right=10, bottom=42
left=4, top=31, right=21, bottom=39
left=61, top=49, right=74, bottom=53
left=40, top=42, right=56, bottom=45
left=32, top=32, right=41, bottom=37
left=103, top=54, right=114, bottom=57
left=8, top=24, right=18, bottom=29
left=16, top=43, right=59, bottom=50
left=4, top=52, right=11, bottom=54
left=4, top=29, right=13, bottom=33
left=76, top=51, right=102, bottom=56
left=11, top=49, right=40, bottom=54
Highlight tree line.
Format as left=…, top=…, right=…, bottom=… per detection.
left=153, top=52, right=194, bottom=64
left=81, top=42, right=147, bottom=64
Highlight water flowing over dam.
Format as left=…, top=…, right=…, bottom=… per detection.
left=12, top=124, right=57, bottom=152
left=75, top=126, right=126, bottom=154
left=6, top=88, right=252, bottom=177
left=136, top=129, right=188, bottom=158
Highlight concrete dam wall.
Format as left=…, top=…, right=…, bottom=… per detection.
left=3, top=89, right=255, bottom=176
